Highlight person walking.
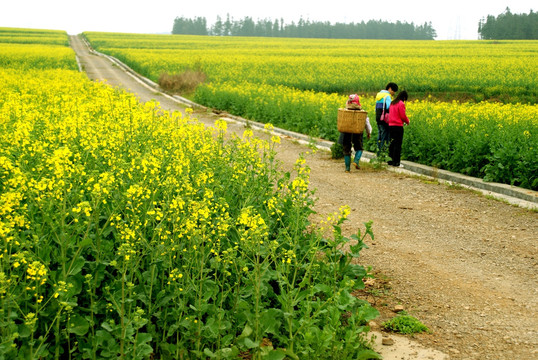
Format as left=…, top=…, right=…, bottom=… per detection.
left=338, top=95, right=372, bottom=172
left=387, top=90, right=410, bottom=167
left=375, top=82, right=398, bottom=155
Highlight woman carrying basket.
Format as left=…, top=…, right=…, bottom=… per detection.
left=338, top=94, right=372, bottom=172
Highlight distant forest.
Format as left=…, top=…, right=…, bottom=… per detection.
left=479, top=8, right=537, bottom=39
left=172, top=15, right=437, bottom=40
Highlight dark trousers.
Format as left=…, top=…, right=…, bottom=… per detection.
left=389, top=126, right=404, bottom=166
left=376, top=120, right=390, bottom=154
left=339, top=132, right=364, bottom=156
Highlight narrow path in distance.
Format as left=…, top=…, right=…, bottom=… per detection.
left=71, top=35, right=538, bottom=360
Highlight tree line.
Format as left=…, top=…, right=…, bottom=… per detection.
left=172, top=15, right=437, bottom=40
left=478, top=8, right=537, bottom=39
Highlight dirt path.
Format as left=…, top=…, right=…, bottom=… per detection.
left=71, top=35, right=538, bottom=359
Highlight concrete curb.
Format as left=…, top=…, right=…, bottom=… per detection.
left=79, top=35, right=537, bottom=209
left=397, top=161, right=537, bottom=204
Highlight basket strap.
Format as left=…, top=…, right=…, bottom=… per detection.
left=382, top=96, right=387, bottom=116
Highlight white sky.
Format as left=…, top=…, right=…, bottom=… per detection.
left=1, top=0, right=535, bottom=40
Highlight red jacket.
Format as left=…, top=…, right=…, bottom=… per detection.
left=388, top=101, right=409, bottom=127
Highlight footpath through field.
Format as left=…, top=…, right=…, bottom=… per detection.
left=71, top=35, right=538, bottom=360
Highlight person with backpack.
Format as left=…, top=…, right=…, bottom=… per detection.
left=387, top=90, right=410, bottom=167
left=338, top=95, right=372, bottom=172
left=375, top=82, right=398, bottom=155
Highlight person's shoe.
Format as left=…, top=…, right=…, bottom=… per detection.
left=387, top=161, right=393, bottom=166
left=344, top=155, right=351, bottom=172
left=345, top=169, right=351, bottom=173
left=353, top=150, right=362, bottom=169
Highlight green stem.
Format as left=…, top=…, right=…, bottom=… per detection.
left=34, top=309, right=62, bottom=358
left=195, top=248, right=205, bottom=355
left=254, top=256, right=261, bottom=359
left=120, top=265, right=126, bottom=359
left=147, top=263, right=156, bottom=319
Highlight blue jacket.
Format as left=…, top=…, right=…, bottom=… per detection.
left=375, top=90, right=392, bottom=111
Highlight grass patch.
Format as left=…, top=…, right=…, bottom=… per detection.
left=330, top=142, right=344, bottom=159
left=158, top=69, right=207, bottom=94
left=382, top=312, right=429, bottom=334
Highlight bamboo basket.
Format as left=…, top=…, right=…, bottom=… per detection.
left=337, top=109, right=367, bottom=134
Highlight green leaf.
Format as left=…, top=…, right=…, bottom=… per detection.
left=260, top=308, right=282, bottom=334
left=68, top=256, right=85, bottom=276
left=264, top=349, right=286, bottom=360
left=156, top=294, right=175, bottom=308
left=357, top=304, right=380, bottom=322
left=238, top=324, right=253, bottom=339
left=313, top=284, right=331, bottom=294
left=281, top=348, right=300, bottom=360
left=68, top=314, right=89, bottom=336
left=216, top=347, right=238, bottom=358
left=356, top=349, right=382, bottom=360
left=203, top=348, right=216, bottom=358
left=136, top=332, right=152, bottom=346
left=18, top=323, right=31, bottom=338
left=136, top=344, right=153, bottom=358
left=243, top=338, right=258, bottom=349
left=78, top=237, right=93, bottom=249
left=345, top=263, right=367, bottom=278
left=221, top=334, right=234, bottom=346
left=101, top=322, right=114, bottom=332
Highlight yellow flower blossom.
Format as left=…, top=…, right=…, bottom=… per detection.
left=242, top=129, right=253, bottom=138
left=215, top=119, right=228, bottom=132
left=26, top=261, right=47, bottom=285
